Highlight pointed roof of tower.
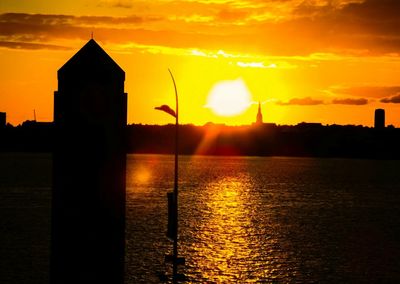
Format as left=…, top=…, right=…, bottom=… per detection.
left=256, top=101, right=263, bottom=124
left=58, top=39, right=124, bottom=79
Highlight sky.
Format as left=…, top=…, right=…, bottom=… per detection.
left=1, top=0, right=400, bottom=126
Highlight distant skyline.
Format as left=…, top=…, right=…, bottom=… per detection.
left=1, top=0, right=400, bottom=126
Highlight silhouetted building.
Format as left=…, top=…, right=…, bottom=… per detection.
left=0, top=112, right=5, bottom=127
left=52, top=39, right=127, bottom=284
left=296, top=122, right=323, bottom=128
left=263, top=123, right=277, bottom=128
left=256, top=102, right=263, bottom=124
left=21, top=120, right=53, bottom=128
left=375, top=109, right=385, bottom=129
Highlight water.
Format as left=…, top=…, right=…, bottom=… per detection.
left=126, top=155, right=400, bottom=283
left=1, top=154, right=400, bottom=283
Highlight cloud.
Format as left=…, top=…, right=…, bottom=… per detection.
left=0, top=13, right=149, bottom=26
left=277, top=96, right=371, bottom=106
left=331, top=86, right=400, bottom=98
left=276, top=97, right=324, bottom=106
left=0, top=41, right=70, bottom=50
left=99, top=0, right=133, bottom=9
left=216, top=8, right=250, bottom=22
left=246, top=0, right=400, bottom=55
left=0, top=12, right=257, bottom=53
left=1, top=0, right=400, bottom=56
left=294, top=0, right=400, bottom=53
left=332, top=98, right=369, bottom=105
left=0, top=12, right=320, bottom=65
left=237, top=61, right=272, bottom=68
left=380, top=94, right=400, bottom=104
left=0, top=12, right=209, bottom=51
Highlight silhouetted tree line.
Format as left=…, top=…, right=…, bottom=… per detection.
left=1, top=122, right=400, bottom=159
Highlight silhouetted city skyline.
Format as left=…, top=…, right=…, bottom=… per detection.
left=1, top=120, right=400, bottom=159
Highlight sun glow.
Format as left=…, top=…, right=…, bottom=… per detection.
left=206, top=79, right=252, bottom=116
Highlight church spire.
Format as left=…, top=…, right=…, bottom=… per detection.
left=256, top=101, right=263, bottom=124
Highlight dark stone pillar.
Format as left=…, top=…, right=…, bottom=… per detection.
left=51, top=39, right=127, bottom=284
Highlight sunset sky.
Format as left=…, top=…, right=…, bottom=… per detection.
left=1, top=0, right=400, bottom=126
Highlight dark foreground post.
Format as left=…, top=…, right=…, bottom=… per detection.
left=171, top=69, right=179, bottom=282
left=155, top=70, right=185, bottom=282
left=51, top=39, right=127, bottom=284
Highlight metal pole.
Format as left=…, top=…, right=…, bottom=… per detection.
left=168, top=69, right=179, bottom=283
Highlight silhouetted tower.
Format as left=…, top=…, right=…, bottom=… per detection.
left=52, top=39, right=127, bottom=284
left=0, top=112, right=5, bottom=127
left=256, top=102, right=263, bottom=124
left=374, top=108, right=385, bottom=129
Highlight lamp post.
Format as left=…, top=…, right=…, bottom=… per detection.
left=155, top=69, right=185, bottom=282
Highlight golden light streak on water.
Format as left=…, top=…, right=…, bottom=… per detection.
left=189, top=174, right=279, bottom=282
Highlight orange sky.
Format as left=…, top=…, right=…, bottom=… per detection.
left=1, top=0, right=400, bottom=126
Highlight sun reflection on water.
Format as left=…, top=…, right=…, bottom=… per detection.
left=190, top=176, right=267, bottom=282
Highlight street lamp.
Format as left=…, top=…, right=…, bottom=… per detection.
left=155, top=69, right=185, bottom=282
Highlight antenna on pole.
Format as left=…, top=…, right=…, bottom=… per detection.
left=33, top=109, right=36, bottom=121
left=91, top=31, right=94, bottom=40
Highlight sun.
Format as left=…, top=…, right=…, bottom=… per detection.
left=206, top=78, right=252, bottom=116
